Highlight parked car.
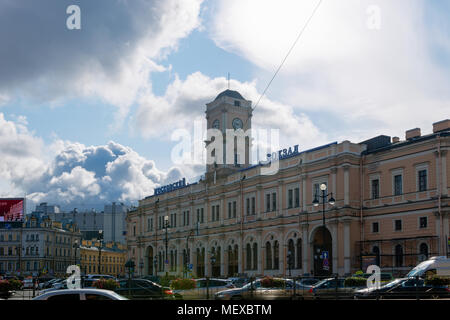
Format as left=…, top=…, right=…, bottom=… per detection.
left=22, top=278, right=34, bottom=289
left=40, top=278, right=60, bottom=289
left=351, top=273, right=394, bottom=285
left=302, top=278, right=363, bottom=300
left=115, top=278, right=173, bottom=299
left=38, top=277, right=55, bottom=289
left=33, top=288, right=128, bottom=300
left=406, top=256, right=450, bottom=278
left=215, top=278, right=311, bottom=300
left=228, top=277, right=250, bottom=288
left=354, top=277, right=450, bottom=299
left=86, top=274, right=117, bottom=281
left=174, top=278, right=234, bottom=300
left=296, top=278, right=320, bottom=287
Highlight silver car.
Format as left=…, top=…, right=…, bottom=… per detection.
left=33, top=288, right=128, bottom=300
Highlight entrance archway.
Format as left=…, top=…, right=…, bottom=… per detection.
left=146, top=246, right=154, bottom=275
left=312, top=226, right=332, bottom=276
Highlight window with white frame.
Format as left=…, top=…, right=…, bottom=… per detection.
left=392, top=169, right=403, bottom=196
left=416, top=164, right=428, bottom=192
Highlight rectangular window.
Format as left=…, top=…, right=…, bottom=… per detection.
left=272, top=192, right=277, bottom=211
left=394, top=175, right=402, bottom=195
left=186, top=210, right=189, bottom=226
left=201, top=208, right=204, bottom=223
left=233, top=201, right=236, bottom=218
left=371, top=179, right=379, bottom=199
left=228, top=202, right=232, bottom=218
left=419, top=217, right=428, bottom=229
left=294, top=188, right=300, bottom=208
left=197, top=209, right=200, bottom=223
left=372, top=222, right=379, bottom=233
left=288, top=189, right=293, bottom=209
left=266, top=194, right=271, bottom=212
left=394, top=219, right=402, bottom=231
left=216, top=205, right=220, bottom=221
left=252, top=197, right=256, bottom=215
left=246, top=198, right=250, bottom=216
left=418, top=170, right=427, bottom=192
left=211, top=205, right=215, bottom=221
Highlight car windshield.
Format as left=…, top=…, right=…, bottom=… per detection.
left=242, top=280, right=261, bottom=289
left=407, top=261, right=433, bottom=277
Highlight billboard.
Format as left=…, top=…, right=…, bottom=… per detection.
left=0, top=198, right=25, bottom=221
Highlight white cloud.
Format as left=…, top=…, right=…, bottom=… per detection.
left=0, top=113, right=187, bottom=211
left=0, top=0, right=204, bottom=126
left=210, top=0, right=450, bottom=140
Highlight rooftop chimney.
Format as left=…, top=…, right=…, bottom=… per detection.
left=432, top=119, right=450, bottom=133
left=405, top=128, right=421, bottom=140
left=392, top=136, right=400, bottom=143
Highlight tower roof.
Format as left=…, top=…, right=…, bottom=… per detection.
left=214, top=89, right=245, bottom=101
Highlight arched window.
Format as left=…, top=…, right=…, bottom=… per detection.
left=419, top=243, right=428, bottom=260
left=273, top=241, right=279, bottom=270
left=395, top=245, right=403, bottom=267
left=373, top=246, right=380, bottom=266
left=288, top=239, right=295, bottom=270
left=296, top=238, right=302, bottom=269
left=246, top=243, right=252, bottom=270
left=252, top=243, right=258, bottom=270
left=265, top=242, right=272, bottom=270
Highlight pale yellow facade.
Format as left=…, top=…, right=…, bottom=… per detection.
left=126, top=91, right=450, bottom=278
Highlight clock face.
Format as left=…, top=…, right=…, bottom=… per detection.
left=212, top=119, right=220, bottom=129
left=232, top=118, right=243, bottom=130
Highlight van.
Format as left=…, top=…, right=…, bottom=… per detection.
left=406, top=256, right=450, bottom=278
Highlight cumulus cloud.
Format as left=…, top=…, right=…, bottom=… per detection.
left=0, top=0, right=203, bottom=123
left=135, top=71, right=327, bottom=148
left=0, top=113, right=186, bottom=211
left=210, top=0, right=450, bottom=140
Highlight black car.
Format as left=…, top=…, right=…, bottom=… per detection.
left=115, top=278, right=174, bottom=299
left=354, top=277, right=450, bottom=299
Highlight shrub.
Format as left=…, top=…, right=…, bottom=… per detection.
left=9, top=279, right=22, bottom=291
left=424, top=276, right=450, bottom=287
left=260, top=277, right=285, bottom=288
left=171, top=278, right=196, bottom=290
left=344, top=277, right=367, bottom=287
left=93, top=278, right=119, bottom=291
left=160, top=274, right=177, bottom=287
left=354, top=270, right=364, bottom=276
left=0, top=280, right=11, bottom=292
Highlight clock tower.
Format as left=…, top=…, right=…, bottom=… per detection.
left=205, top=89, right=252, bottom=181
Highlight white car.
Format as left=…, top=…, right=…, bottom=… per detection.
left=22, top=278, right=34, bottom=289
left=33, top=288, right=128, bottom=300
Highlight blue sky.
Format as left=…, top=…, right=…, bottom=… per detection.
left=0, top=0, right=448, bottom=212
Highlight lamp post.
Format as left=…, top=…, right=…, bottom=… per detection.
left=153, top=256, right=158, bottom=276
left=163, top=215, right=170, bottom=273
left=184, top=223, right=199, bottom=278
left=139, top=260, right=144, bottom=276
left=313, top=183, right=335, bottom=275
left=287, top=250, right=292, bottom=277
left=210, top=252, right=216, bottom=277
left=98, top=230, right=103, bottom=274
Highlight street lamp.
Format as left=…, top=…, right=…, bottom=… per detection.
left=287, top=250, right=292, bottom=277
left=139, top=260, right=144, bottom=276
left=163, top=215, right=170, bottom=273
left=98, top=230, right=103, bottom=274
left=210, top=252, right=216, bottom=277
left=313, top=183, right=335, bottom=274
left=153, top=256, right=158, bottom=276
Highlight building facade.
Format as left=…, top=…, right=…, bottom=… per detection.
left=79, top=240, right=126, bottom=277
left=126, top=90, right=450, bottom=278
left=103, top=202, right=127, bottom=244
left=0, top=213, right=81, bottom=277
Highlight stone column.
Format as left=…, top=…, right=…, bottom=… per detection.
left=330, top=220, right=339, bottom=275
left=302, top=174, right=308, bottom=212
left=343, top=165, right=350, bottom=206
left=220, top=195, right=225, bottom=225
left=343, top=220, right=351, bottom=275
left=278, top=180, right=284, bottom=216
left=220, top=237, right=225, bottom=277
